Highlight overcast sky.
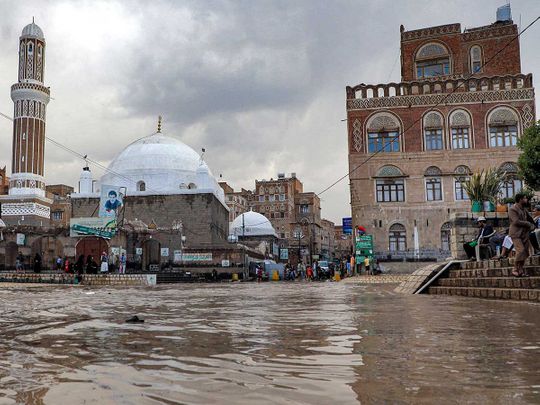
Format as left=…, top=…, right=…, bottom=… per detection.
left=0, top=0, right=539, bottom=222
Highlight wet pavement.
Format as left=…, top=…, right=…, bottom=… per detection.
left=0, top=282, right=539, bottom=404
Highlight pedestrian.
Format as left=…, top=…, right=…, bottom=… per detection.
left=55, top=256, right=63, bottom=272
left=33, top=253, right=42, bottom=273
left=297, top=262, right=306, bottom=280
left=508, top=193, right=535, bottom=277
left=64, top=257, right=71, bottom=273
left=306, top=265, right=313, bottom=281
left=364, top=256, right=371, bottom=275
left=100, top=251, right=109, bottom=273
left=256, top=265, right=263, bottom=282
left=15, top=252, right=24, bottom=273
left=75, top=254, right=85, bottom=274
left=119, top=253, right=127, bottom=274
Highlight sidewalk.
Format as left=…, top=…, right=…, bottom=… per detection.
left=342, top=274, right=411, bottom=284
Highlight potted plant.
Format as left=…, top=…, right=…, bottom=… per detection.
left=501, top=197, right=514, bottom=210
left=483, top=168, right=505, bottom=212
left=463, top=172, right=485, bottom=212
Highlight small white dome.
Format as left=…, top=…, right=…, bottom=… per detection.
left=22, top=22, right=44, bottom=40
left=99, top=132, right=224, bottom=203
left=230, top=211, right=277, bottom=237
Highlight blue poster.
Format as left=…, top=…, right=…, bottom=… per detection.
left=342, top=217, right=352, bottom=235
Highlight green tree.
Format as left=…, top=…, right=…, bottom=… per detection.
left=517, top=121, right=540, bottom=190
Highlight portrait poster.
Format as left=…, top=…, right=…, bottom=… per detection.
left=99, top=185, right=124, bottom=218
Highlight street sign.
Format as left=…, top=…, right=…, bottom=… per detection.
left=70, top=217, right=117, bottom=239
left=342, top=217, right=352, bottom=235
left=280, top=248, right=289, bottom=260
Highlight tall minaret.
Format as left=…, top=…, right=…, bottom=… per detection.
left=9, top=19, right=50, bottom=197
left=0, top=20, right=52, bottom=226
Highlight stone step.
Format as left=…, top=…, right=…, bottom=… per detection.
left=437, top=277, right=540, bottom=289
left=448, top=267, right=540, bottom=278
left=460, top=256, right=540, bottom=270
left=428, top=286, right=540, bottom=301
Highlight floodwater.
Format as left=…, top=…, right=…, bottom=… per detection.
left=0, top=283, right=539, bottom=405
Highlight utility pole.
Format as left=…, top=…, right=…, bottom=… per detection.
left=242, top=213, right=247, bottom=281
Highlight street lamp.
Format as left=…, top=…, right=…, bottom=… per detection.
left=293, top=228, right=304, bottom=265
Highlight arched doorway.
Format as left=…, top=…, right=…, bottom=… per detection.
left=142, top=239, right=160, bottom=271
left=4, top=242, right=18, bottom=270
left=76, top=237, right=109, bottom=261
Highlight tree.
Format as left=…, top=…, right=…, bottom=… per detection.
left=517, top=121, right=540, bottom=190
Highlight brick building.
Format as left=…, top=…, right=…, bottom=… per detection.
left=334, top=225, right=352, bottom=259
left=0, top=167, right=8, bottom=195
left=46, top=184, right=74, bottom=227
left=219, top=182, right=251, bottom=222
left=346, top=11, right=536, bottom=258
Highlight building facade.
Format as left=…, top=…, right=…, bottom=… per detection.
left=219, top=182, right=251, bottom=222
left=346, top=13, right=536, bottom=258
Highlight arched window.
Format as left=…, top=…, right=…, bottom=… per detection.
left=28, top=42, right=33, bottom=53
left=423, top=112, right=444, bottom=150
left=137, top=181, right=146, bottom=191
left=415, top=43, right=450, bottom=79
left=498, top=162, right=522, bottom=199
left=488, top=107, right=519, bottom=147
left=470, top=45, right=482, bottom=73
left=375, top=165, right=405, bottom=202
left=188, top=183, right=197, bottom=189
left=389, top=224, right=407, bottom=252
left=366, top=113, right=401, bottom=153
left=179, top=183, right=187, bottom=189
left=449, top=110, right=472, bottom=149
left=425, top=166, right=443, bottom=201
left=441, top=222, right=451, bottom=252
left=454, top=165, right=471, bottom=201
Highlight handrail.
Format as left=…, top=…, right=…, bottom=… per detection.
left=414, top=260, right=464, bottom=294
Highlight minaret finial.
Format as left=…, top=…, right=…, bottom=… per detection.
left=32, top=16, right=35, bottom=24
left=157, top=115, right=162, bottom=133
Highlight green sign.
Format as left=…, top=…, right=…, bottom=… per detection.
left=355, top=234, right=374, bottom=259
left=70, top=218, right=117, bottom=239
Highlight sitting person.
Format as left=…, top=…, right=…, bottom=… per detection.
left=530, top=205, right=540, bottom=253
left=463, top=216, right=495, bottom=260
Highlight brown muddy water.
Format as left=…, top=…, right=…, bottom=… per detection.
left=0, top=283, right=539, bottom=405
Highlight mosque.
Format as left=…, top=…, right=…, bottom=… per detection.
left=0, top=21, right=277, bottom=271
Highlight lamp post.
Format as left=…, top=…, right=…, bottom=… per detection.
left=293, top=228, right=304, bottom=265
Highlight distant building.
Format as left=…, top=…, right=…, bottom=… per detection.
left=0, top=167, right=8, bottom=195
left=46, top=184, right=73, bottom=227
left=334, top=225, right=352, bottom=259
left=219, top=182, right=251, bottom=222
left=346, top=8, right=535, bottom=259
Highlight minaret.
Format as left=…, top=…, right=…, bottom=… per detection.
left=10, top=19, right=50, bottom=197
left=0, top=20, right=52, bottom=226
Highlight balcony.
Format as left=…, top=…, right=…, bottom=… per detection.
left=346, top=74, right=534, bottom=111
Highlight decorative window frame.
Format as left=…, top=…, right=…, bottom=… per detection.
left=414, top=41, right=452, bottom=79
left=448, top=108, right=474, bottom=149
left=422, top=110, right=445, bottom=151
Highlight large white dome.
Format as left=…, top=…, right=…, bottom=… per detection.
left=230, top=211, right=277, bottom=237
left=99, top=132, right=225, bottom=203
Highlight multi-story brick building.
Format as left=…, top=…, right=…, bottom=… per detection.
left=334, top=225, right=353, bottom=259
left=0, top=167, right=8, bottom=195
left=219, top=182, right=251, bottom=222
left=346, top=10, right=535, bottom=258
left=45, top=184, right=73, bottom=227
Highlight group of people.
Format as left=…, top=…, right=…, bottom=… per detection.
left=463, top=193, right=540, bottom=277
left=15, top=252, right=43, bottom=273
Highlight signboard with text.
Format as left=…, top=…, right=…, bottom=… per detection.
left=280, top=248, right=289, bottom=260
left=342, top=217, right=353, bottom=235
left=180, top=253, right=213, bottom=262
left=70, top=217, right=117, bottom=239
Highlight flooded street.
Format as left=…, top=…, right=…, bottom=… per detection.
left=0, top=283, right=539, bottom=404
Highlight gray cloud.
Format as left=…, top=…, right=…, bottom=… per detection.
left=0, top=0, right=539, bottom=223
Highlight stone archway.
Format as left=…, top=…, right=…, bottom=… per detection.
left=142, top=239, right=160, bottom=271
left=76, top=237, right=109, bottom=262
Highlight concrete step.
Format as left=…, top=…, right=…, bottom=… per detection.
left=437, top=277, right=540, bottom=289
left=428, top=286, right=540, bottom=301
left=448, top=267, right=540, bottom=278
left=460, top=256, right=540, bottom=270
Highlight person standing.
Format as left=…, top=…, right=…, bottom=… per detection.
left=100, top=251, right=109, bottom=274
left=364, top=256, right=370, bottom=275
left=55, top=256, right=63, bottom=272
left=33, top=253, right=42, bottom=273
left=119, top=253, right=127, bottom=274
left=508, top=193, right=535, bottom=277
left=15, top=253, right=24, bottom=273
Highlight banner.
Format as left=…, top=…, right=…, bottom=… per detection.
left=99, top=185, right=124, bottom=218
left=180, top=253, right=213, bottom=262
left=161, top=248, right=170, bottom=257
left=280, top=248, right=289, bottom=260
left=70, top=217, right=117, bottom=239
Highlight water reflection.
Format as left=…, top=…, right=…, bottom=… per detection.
left=0, top=283, right=538, bottom=404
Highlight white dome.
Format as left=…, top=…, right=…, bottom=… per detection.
left=230, top=211, right=277, bottom=237
left=22, top=22, right=44, bottom=40
left=99, top=132, right=225, bottom=203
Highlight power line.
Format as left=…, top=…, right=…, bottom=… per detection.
left=317, top=15, right=540, bottom=197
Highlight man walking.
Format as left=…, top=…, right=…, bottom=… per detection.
left=508, top=193, right=535, bottom=277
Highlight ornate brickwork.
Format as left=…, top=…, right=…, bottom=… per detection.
left=450, top=110, right=470, bottom=126
left=488, top=107, right=518, bottom=125
left=425, top=166, right=442, bottom=176
left=367, top=113, right=400, bottom=131
left=454, top=165, right=471, bottom=175
left=347, top=88, right=534, bottom=110
left=462, top=25, right=515, bottom=41
left=521, top=104, right=535, bottom=129
left=0, top=202, right=50, bottom=218
left=417, top=43, right=448, bottom=59
left=376, top=165, right=404, bottom=177
left=424, top=112, right=442, bottom=128
left=499, top=162, right=518, bottom=173
left=401, top=23, right=461, bottom=42
left=352, top=119, right=363, bottom=152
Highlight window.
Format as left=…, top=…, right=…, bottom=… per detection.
left=376, top=179, right=405, bottom=202
left=52, top=211, right=63, bottom=221
left=500, top=176, right=522, bottom=200
left=488, top=107, right=519, bottom=148
left=441, top=222, right=451, bottom=252
left=415, top=43, right=450, bottom=79
left=188, top=183, right=197, bottom=189
left=449, top=110, right=472, bottom=149
left=426, top=178, right=442, bottom=201
left=425, top=129, right=443, bottom=150
left=470, top=45, right=482, bottom=73
left=137, top=181, right=146, bottom=191
left=451, top=128, right=469, bottom=149
left=389, top=224, right=407, bottom=252
left=258, top=195, right=264, bottom=202
left=454, top=177, right=470, bottom=201
left=368, top=131, right=400, bottom=153
left=28, top=43, right=33, bottom=53
left=300, top=204, right=309, bottom=214
left=489, top=125, right=518, bottom=147
left=279, top=194, right=286, bottom=201
left=269, top=195, right=275, bottom=202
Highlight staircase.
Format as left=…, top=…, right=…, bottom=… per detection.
left=427, top=257, right=540, bottom=302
